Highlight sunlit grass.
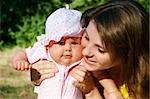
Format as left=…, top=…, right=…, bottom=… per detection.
left=0, top=47, right=37, bottom=99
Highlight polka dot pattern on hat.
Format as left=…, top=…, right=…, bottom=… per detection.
left=37, top=8, right=82, bottom=46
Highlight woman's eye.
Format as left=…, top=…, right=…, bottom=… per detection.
left=98, top=49, right=106, bottom=54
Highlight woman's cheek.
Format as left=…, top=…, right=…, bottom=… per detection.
left=96, top=53, right=113, bottom=69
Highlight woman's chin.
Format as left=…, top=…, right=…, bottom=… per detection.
left=84, top=64, right=98, bottom=71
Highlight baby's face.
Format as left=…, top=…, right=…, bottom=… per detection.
left=48, top=37, right=83, bottom=66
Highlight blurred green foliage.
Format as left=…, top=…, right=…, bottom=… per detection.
left=0, top=0, right=149, bottom=49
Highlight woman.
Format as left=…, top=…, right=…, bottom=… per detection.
left=80, top=0, right=149, bottom=98
left=31, top=0, right=149, bottom=98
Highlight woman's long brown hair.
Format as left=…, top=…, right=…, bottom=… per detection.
left=81, top=0, right=149, bottom=98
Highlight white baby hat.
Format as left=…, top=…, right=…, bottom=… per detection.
left=37, top=8, right=82, bottom=46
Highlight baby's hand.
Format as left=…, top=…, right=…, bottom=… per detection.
left=104, top=89, right=124, bottom=99
left=13, top=60, right=30, bottom=71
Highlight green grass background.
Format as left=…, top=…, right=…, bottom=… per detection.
left=0, top=47, right=37, bottom=99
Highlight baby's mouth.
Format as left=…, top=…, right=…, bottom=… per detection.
left=63, top=55, right=72, bottom=59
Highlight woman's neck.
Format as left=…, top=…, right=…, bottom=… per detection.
left=108, top=65, right=123, bottom=87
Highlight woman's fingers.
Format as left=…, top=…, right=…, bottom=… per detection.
left=73, top=81, right=87, bottom=92
left=70, top=65, right=87, bottom=82
left=75, top=65, right=87, bottom=72
left=69, top=65, right=96, bottom=94
left=40, top=68, right=58, bottom=75
left=31, top=60, right=58, bottom=85
left=40, top=73, right=56, bottom=81
left=32, top=60, right=57, bottom=71
left=71, top=71, right=85, bottom=82
left=73, top=72, right=95, bottom=94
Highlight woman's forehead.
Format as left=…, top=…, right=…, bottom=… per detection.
left=86, top=21, right=101, bottom=41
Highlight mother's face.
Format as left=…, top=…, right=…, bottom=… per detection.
left=81, top=20, right=121, bottom=71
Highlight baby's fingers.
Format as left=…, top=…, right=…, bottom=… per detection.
left=21, top=61, right=30, bottom=71
left=13, top=60, right=30, bottom=71
left=15, top=61, right=25, bottom=70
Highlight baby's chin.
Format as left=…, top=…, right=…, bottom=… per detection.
left=59, top=61, right=73, bottom=66
left=58, top=59, right=79, bottom=66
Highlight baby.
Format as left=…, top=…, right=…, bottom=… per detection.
left=13, top=8, right=83, bottom=99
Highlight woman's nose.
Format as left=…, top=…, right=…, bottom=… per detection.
left=82, top=44, right=93, bottom=57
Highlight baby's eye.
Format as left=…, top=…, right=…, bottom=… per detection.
left=57, top=41, right=65, bottom=45
left=72, top=42, right=80, bottom=45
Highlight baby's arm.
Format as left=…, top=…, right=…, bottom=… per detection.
left=12, top=49, right=30, bottom=71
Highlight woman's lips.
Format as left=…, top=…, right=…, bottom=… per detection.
left=83, top=57, right=96, bottom=64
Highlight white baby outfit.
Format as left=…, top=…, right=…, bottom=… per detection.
left=26, top=8, right=83, bottom=99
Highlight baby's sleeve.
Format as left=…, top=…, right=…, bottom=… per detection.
left=26, top=42, right=47, bottom=64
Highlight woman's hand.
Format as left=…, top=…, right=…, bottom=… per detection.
left=69, top=65, right=95, bottom=94
left=69, top=65, right=103, bottom=99
left=31, top=60, right=58, bottom=85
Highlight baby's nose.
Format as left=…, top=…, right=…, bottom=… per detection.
left=64, top=43, right=71, bottom=51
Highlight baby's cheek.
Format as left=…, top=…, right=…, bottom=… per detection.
left=74, top=52, right=83, bottom=61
